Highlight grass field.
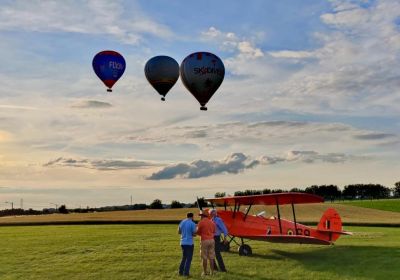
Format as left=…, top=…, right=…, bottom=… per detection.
left=2, top=202, right=400, bottom=226
left=0, top=224, right=399, bottom=280
left=338, top=199, right=400, bottom=213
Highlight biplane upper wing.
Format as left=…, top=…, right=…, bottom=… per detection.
left=206, top=192, right=324, bottom=206
left=245, top=234, right=332, bottom=245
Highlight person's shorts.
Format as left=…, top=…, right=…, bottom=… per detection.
left=200, top=239, right=215, bottom=260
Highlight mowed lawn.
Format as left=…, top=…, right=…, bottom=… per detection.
left=338, top=199, right=400, bottom=213
left=0, top=225, right=399, bottom=280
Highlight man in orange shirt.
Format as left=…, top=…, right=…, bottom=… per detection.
left=196, top=210, right=216, bottom=276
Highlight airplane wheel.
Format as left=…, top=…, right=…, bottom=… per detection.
left=238, top=244, right=252, bottom=256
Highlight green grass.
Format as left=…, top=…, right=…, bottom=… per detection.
left=339, top=199, right=400, bottom=213
left=0, top=225, right=399, bottom=280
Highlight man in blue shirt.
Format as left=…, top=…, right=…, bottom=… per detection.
left=178, top=212, right=196, bottom=277
left=209, top=209, right=228, bottom=272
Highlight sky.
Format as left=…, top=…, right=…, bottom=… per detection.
left=0, top=0, right=399, bottom=209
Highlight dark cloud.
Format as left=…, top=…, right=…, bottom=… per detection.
left=184, top=130, right=208, bottom=138
left=147, top=150, right=367, bottom=180
left=354, top=133, right=395, bottom=140
left=147, top=153, right=258, bottom=180
left=248, top=121, right=308, bottom=128
left=44, top=157, right=156, bottom=170
left=71, top=100, right=112, bottom=108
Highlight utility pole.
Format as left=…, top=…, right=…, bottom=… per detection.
left=50, top=203, right=58, bottom=212
left=5, top=201, right=13, bottom=210
left=130, top=195, right=133, bottom=206
left=20, top=198, right=23, bottom=210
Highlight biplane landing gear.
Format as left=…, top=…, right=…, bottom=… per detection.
left=221, top=241, right=230, bottom=252
left=238, top=244, right=252, bottom=256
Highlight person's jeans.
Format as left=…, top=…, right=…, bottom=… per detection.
left=214, top=236, right=226, bottom=271
left=179, top=245, right=194, bottom=276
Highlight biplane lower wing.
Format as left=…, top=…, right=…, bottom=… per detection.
left=244, top=235, right=332, bottom=245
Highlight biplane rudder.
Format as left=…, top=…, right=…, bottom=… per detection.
left=317, top=208, right=351, bottom=242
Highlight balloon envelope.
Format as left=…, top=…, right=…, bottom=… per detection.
left=180, top=52, right=225, bottom=110
left=92, top=50, right=126, bottom=92
left=144, top=56, right=179, bottom=101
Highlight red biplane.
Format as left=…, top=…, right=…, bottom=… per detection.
left=201, top=192, right=351, bottom=256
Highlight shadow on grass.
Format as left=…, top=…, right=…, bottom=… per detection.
left=266, top=245, right=400, bottom=279
left=225, top=250, right=284, bottom=261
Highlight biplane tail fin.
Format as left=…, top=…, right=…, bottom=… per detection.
left=317, top=208, right=351, bottom=242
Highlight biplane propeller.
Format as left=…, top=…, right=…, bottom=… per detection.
left=203, top=192, right=351, bottom=256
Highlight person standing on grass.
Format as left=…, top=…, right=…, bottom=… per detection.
left=209, top=209, right=228, bottom=272
left=178, top=212, right=196, bottom=277
left=196, top=210, right=216, bottom=276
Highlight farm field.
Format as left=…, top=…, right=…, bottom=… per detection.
left=338, top=199, right=400, bottom=213
left=0, top=224, right=399, bottom=280
left=1, top=202, right=400, bottom=225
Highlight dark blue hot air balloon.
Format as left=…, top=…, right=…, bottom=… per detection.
left=144, top=56, right=179, bottom=101
left=180, top=52, right=225, bottom=110
left=92, top=50, right=126, bottom=92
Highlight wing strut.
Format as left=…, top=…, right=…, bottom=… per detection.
left=233, top=201, right=238, bottom=219
left=275, top=197, right=282, bottom=234
left=291, top=202, right=298, bottom=235
left=243, top=203, right=253, bottom=221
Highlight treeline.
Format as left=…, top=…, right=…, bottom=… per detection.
left=0, top=200, right=195, bottom=217
left=0, top=208, right=43, bottom=217
left=225, top=182, right=400, bottom=201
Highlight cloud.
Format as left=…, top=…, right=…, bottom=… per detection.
left=44, top=157, right=157, bottom=170
left=147, top=150, right=366, bottom=180
left=268, top=50, right=314, bottom=59
left=71, top=100, right=113, bottom=109
left=354, top=133, right=395, bottom=140
left=147, top=153, right=259, bottom=180
left=0, top=104, right=39, bottom=110
left=201, top=27, right=264, bottom=58
left=282, top=150, right=362, bottom=164
left=0, top=0, right=173, bottom=44
left=269, top=0, right=400, bottom=115
left=0, top=130, right=12, bottom=142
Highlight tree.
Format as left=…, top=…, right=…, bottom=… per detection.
left=290, top=188, right=304, bottom=193
left=58, top=205, right=69, bottom=214
left=170, top=200, right=184, bottom=208
left=214, top=192, right=226, bottom=198
left=394, top=182, right=400, bottom=197
left=149, top=199, right=163, bottom=209
left=194, top=197, right=207, bottom=208
left=262, top=188, right=271, bottom=194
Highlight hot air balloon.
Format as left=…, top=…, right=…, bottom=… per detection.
left=145, top=56, right=179, bottom=101
left=92, top=50, right=126, bottom=92
left=180, top=52, right=225, bottom=110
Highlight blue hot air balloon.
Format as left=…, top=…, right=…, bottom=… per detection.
left=92, top=50, right=126, bottom=92
left=144, top=56, right=179, bottom=101
left=180, top=52, right=225, bottom=110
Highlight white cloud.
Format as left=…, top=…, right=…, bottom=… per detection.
left=269, top=0, right=400, bottom=115
left=201, top=26, right=264, bottom=58
left=268, top=50, right=314, bottom=59
left=0, top=0, right=173, bottom=44
left=125, top=120, right=400, bottom=156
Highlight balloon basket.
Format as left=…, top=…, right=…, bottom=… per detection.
left=107, top=89, right=112, bottom=92
left=161, top=97, right=165, bottom=101
left=200, top=106, right=208, bottom=111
